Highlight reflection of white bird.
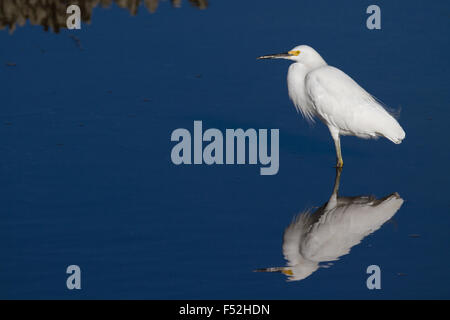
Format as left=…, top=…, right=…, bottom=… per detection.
left=258, top=45, right=405, bottom=167
left=255, top=168, right=404, bottom=281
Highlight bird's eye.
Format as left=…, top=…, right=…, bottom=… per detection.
left=288, top=50, right=301, bottom=56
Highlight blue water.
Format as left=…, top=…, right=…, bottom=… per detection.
left=0, top=0, right=449, bottom=299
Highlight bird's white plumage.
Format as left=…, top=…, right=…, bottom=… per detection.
left=305, top=66, right=405, bottom=143
left=285, top=45, right=405, bottom=144
left=287, top=62, right=316, bottom=122
left=259, top=44, right=406, bottom=166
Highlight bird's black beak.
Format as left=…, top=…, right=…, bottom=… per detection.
left=257, top=52, right=291, bottom=59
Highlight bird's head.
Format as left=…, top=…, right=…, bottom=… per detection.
left=257, top=45, right=326, bottom=68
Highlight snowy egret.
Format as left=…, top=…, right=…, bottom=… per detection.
left=258, top=45, right=406, bottom=167
left=255, top=168, right=404, bottom=281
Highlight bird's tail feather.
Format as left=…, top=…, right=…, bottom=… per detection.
left=377, top=111, right=406, bottom=144
left=380, top=121, right=405, bottom=144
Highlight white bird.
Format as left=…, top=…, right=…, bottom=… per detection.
left=255, top=168, right=404, bottom=281
left=258, top=45, right=405, bottom=167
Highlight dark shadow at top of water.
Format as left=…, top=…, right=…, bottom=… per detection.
left=0, top=0, right=208, bottom=34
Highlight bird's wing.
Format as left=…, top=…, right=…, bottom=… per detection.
left=305, top=66, right=400, bottom=140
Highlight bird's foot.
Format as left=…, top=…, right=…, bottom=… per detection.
left=335, top=159, right=344, bottom=168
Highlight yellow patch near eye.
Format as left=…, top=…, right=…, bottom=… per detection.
left=288, top=50, right=300, bottom=56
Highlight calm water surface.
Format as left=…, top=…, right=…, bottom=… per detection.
left=0, top=0, right=449, bottom=299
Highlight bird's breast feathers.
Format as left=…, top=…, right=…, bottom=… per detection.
left=287, top=63, right=316, bottom=122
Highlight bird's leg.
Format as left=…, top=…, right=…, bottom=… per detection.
left=332, top=167, right=343, bottom=196
left=334, top=138, right=344, bottom=168
left=329, top=127, right=344, bottom=168
left=325, top=166, right=343, bottom=211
